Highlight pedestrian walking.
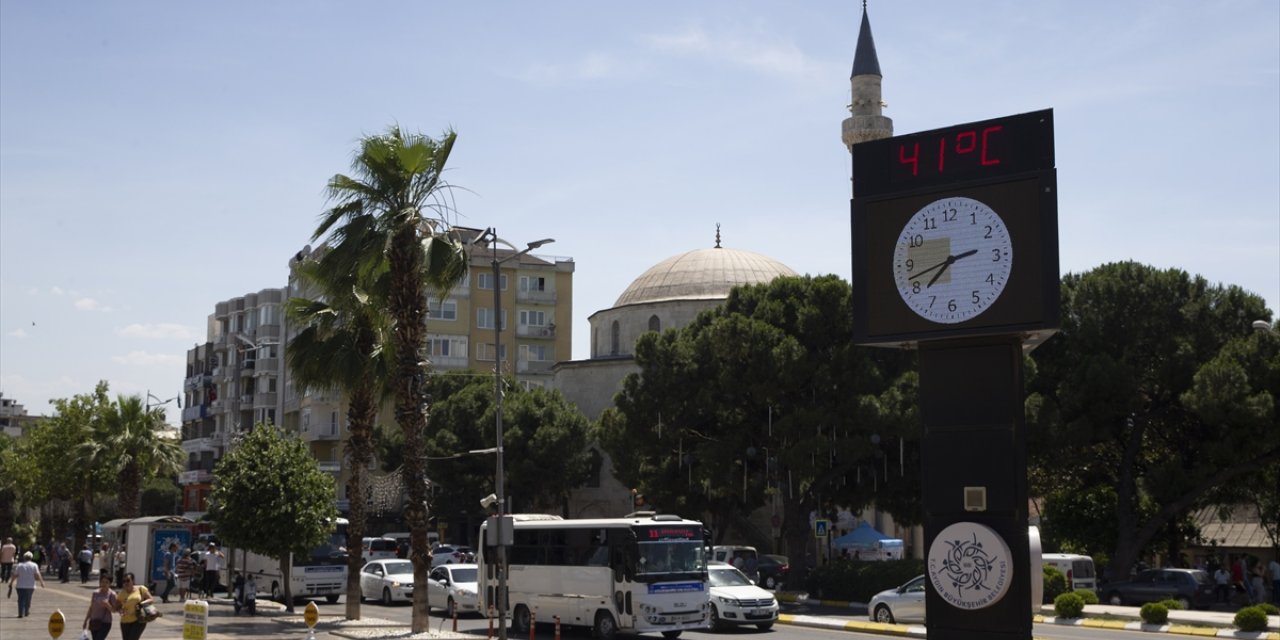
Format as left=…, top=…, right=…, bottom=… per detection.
left=175, top=549, right=197, bottom=601
left=159, top=543, right=178, bottom=603
left=7, top=551, right=46, bottom=618
left=0, top=537, right=16, bottom=583
left=81, top=573, right=119, bottom=640
left=114, top=545, right=127, bottom=588
left=78, top=542, right=94, bottom=583
left=1214, top=564, right=1231, bottom=603
left=114, top=572, right=155, bottom=640
left=56, top=541, right=71, bottom=583
left=202, top=543, right=224, bottom=598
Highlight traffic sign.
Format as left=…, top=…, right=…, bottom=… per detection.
left=48, top=609, right=66, bottom=638
left=814, top=519, right=830, bottom=538
left=304, top=600, right=319, bottom=628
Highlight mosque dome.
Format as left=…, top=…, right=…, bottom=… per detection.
left=613, top=245, right=799, bottom=307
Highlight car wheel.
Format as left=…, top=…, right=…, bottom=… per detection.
left=764, top=575, right=777, bottom=589
left=1175, top=596, right=1191, bottom=610
left=710, top=604, right=727, bottom=631
left=1106, top=592, right=1123, bottom=606
left=756, top=622, right=774, bottom=631
left=594, top=610, right=618, bottom=640
left=512, top=605, right=532, bottom=634
left=326, top=594, right=339, bottom=604
left=382, top=587, right=393, bottom=606
left=447, top=597, right=457, bottom=618
left=661, top=632, right=682, bottom=639
left=873, top=604, right=895, bottom=624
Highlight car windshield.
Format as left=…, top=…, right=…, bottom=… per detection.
left=1187, top=570, right=1211, bottom=585
left=450, top=567, right=477, bottom=583
left=708, top=566, right=753, bottom=587
left=383, top=561, right=413, bottom=576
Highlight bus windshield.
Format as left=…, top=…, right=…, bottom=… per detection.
left=633, top=523, right=706, bottom=579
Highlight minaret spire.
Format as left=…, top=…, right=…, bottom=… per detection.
left=842, top=2, right=893, bottom=152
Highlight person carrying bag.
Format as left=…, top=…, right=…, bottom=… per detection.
left=115, top=572, right=157, bottom=640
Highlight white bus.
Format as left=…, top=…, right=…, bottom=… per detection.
left=238, top=517, right=349, bottom=603
left=478, top=514, right=711, bottom=640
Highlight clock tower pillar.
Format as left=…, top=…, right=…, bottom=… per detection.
left=842, top=2, right=893, bottom=152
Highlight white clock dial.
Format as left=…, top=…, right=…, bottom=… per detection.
left=892, top=196, right=1012, bottom=324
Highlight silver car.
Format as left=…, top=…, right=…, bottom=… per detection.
left=360, top=559, right=414, bottom=605
left=427, top=563, right=479, bottom=617
left=868, top=575, right=926, bottom=624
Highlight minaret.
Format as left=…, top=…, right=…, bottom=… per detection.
left=841, top=1, right=893, bottom=153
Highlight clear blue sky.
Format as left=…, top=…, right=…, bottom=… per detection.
left=2, top=1, right=1277, bottom=422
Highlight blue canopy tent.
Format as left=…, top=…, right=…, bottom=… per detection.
left=832, top=522, right=889, bottom=550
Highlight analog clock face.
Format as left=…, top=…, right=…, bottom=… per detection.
left=892, top=196, right=1012, bottom=324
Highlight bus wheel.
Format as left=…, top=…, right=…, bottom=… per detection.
left=326, top=594, right=339, bottom=604
left=512, top=605, right=532, bottom=634
left=594, top=610, right=618, bottom=640
left=271, top=582, right=283, bottom=603
left=661, top=631, right=682, bottom=639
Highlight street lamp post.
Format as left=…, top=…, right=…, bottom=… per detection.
left=486, top=228, right=554, bottom=640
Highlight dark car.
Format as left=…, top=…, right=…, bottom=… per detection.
left=756, top=554, right=790, bottom=590
left=1100, top=568, right=1215, bottom=609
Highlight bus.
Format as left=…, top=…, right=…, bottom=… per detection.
left=238, top=517, right=349, bottom=603
left=478, top=513, right=710, bottom=640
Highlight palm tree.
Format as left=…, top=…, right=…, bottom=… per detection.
left=312, top=125, right=469, bottom=632
left=286, top=255, right=390, bottom=620
left=100, top=394, right=185, bottom=518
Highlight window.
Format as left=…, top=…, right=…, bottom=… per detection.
left=259, top=304, right=279, bottom=326
left=519, top=310, right=547, bottom=327
left=477, top=272, right=507, bottom=291
left=520, top=276, right=547, bottom=292
left=649, top=315, right=661, bottom=332
left=478, top=308, right=507, bottom=330
left=427, top=297, right=457, bottom=321
left=519, top=379, right=544, bottom=390
left=477, top=343, right=507, bottom=362
left=520, top=344, right=548, bottom=361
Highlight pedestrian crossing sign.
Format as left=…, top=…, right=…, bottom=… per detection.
left=814, top=519, right=830, bottom=538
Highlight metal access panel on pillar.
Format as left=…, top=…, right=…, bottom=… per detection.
left=849, top=109, right=1059, bottom=640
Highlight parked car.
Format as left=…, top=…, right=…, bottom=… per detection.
left=756, top=554, right=790, bottom=590
left=711, top=545, right=760, bottom=583
left=1099, top=568, right=1215, bottom=609
left=431, top=545, right=474, bottom=567
left=868, top=575, right=926, bottom=624
left=359, top=558, right=414, bottom=605
left=427, top=563, right=479, bottom=617
left=706, top=562, right=778, bottom=631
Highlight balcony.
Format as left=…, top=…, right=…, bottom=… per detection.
left=517, top=359, right=554, bottom=374
left=255, top=357, right=279, bottom=374
left=239, top=362, right=256, bottom=377
left=254, top=392, right=278, bottom=408
left=516, top=325, right=556, bottom=339
left=516, top=289, right=557, bottom=304
left=256, top=324, right=280, bottom=340
left=179, top=469, right=213, bottom=485
left=181, top=405, right=209, bottom=422
left=240, top=394, right=253, bottom=405
left=317, top=461, right=341, bottom=473
left=304, top=426, right=341, bottom=442
left=430, top=355, right=469, bottom=369
left=181, top=437, right=218, bottom=453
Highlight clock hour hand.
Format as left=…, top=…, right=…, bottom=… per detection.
left=925, top=249, right=979, bottom=288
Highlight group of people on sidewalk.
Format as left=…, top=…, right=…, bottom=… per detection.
left=1211, top=554, right=1280, bottom=606
left=79, top=571, right=157, bottom=640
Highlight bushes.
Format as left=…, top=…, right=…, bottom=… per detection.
left=1042, top=565, right=1067, bottom=603
left=1053, top=592, right=1084, bottom=618
left=803, top=559, right=925, bottom=602
left=1233, top=606, right=1269, bottom=632
left=1255, top=602, right=1279, bottom=615
left=1139, top=602, right=1168, bottom=624
left=1074, top=589, right=1099, bottom=605
left=1159, top=598, right=1183, bottom=611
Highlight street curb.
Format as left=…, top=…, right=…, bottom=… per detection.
left=1034, top=615, right=1279, bottom=640
left=778, top=613, right=925, bottom=637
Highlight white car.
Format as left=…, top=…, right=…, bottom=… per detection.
left=707, top=562, right=778, bottom=631
left=431, top=545, right=474, bottom=567
left=868, top=575, right=926, bottom=624
left=360, top=559, right=415, bottom=605
left=427, top=563, right=479, bottom=617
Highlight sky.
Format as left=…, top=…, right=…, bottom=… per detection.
left=2, top=1, right=1277, bottom=424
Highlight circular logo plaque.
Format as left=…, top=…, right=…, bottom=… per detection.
left=927, top=522, right=1012, bottom=610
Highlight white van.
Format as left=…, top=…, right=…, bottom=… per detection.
left=1042, top=553, right=1097, bottom=593
left=711, top=545, right=760, bottom=583
left=362, top=537, right=399, bottom=560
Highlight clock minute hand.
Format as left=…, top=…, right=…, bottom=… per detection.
left=925, top=249, right=980, bottom=288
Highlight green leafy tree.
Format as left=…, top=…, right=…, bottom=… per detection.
left=209, top=423, right=338, bottom=612
left=96, top=394, right=185, bottom=518
left=420, top=372, right=593, bottom=524
left=312, top=126, right=469, bottom=632
left=140, top=477, right=181, bottom=516
left=598, top=276, right=918, bottom=582
left=1027, top=262, right=1278, bottom=578
left=287, top=254, right=392, bottom=620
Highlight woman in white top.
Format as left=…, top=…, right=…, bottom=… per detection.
left=8, top=551, right=46, bottom=618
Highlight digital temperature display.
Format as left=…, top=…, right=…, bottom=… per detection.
left=853, top=109, right=1054, bottom=197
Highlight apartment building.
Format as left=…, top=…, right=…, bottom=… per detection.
left=179, top=237, right=574, bottom=517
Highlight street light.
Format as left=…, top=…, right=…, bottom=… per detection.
left=483, top=228, right=553, bottom=640
left=145, top=390, right=181, bottom=412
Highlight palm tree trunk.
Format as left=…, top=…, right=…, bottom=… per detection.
left=118, top=462, right=142, bottom=519
left=344, top=381, right=377, bottom=620
left=388, top=223, right=433, bottom=633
